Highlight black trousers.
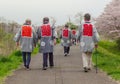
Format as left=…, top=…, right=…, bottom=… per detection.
left=43, top=52, right=54, bottom=67
left=64, top=46, right=70, bottom=54
left=22, top=52, right=31, bottom=68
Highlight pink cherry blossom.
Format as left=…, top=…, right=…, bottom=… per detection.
left=95, top=0, right=120, bottom=39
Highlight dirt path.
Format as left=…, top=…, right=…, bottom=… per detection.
left=5, top=45, right=118, bottom=84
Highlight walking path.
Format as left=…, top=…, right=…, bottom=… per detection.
left=5, top=45, right=118, bottom=84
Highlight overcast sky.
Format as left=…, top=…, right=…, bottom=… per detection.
left=0, top=0, right=112, bottom=25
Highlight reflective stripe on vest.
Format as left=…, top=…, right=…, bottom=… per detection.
left=21, top=25, right=32, bottom=37
left=41, top=24, right=52, bottom=37
left=62, top=29, right=69, bottom=38
left=83, top=24, right=93, bottom=36
left=72, top=30, right=76, bottom=35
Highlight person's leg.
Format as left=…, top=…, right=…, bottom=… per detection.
left=26, top=52, right=31, bottom=69
left=82, top=52, right=88, bottom=72
left=49, top=52, right=54, bottom=68
left=22, top=52, right=27, bottom=67
left=43, top=53, right=48, bottom=70
left=67, top=46, right=70, bottom=55
left=73, top=39, right=75, bottom=44
left=63, top=46, right=65, bottom=54
left=87, top=52, right=92, bottom=70
left=74, top=39, right=76, bottom=45
left=64, top=46, right=67, bottom=56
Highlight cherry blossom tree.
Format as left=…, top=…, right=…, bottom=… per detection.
left=75, top=12, right=83, bottom=25
left=95, top=0, right=120, bottom=40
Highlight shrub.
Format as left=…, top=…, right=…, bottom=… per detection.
left=0, top=57, right=11, bottom=62
left=14, top=50, right=22, bottom=57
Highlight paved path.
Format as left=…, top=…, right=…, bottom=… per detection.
left=5, top=45, right=118, bottom=84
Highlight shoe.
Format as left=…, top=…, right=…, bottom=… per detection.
left=88, top=68, right=91, bottom=70
left=84, top=67, right=88, bottom=72
left=42, top=67, right=47, bottom=70
left=24, top=65, right=27, bottom=68
left=26, top=65, right=31, bottom=70
left=64, top=53, right=67, bottom=56
left=26, top=68, right=31, bottom=70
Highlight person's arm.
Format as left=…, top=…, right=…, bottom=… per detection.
left=36, top=27, right=41, bottom=43
left=14, top=28, right=21, bottom=46
left=32, top=27, right=37, bottom=47
left=59, top=29, right=62, bottom=39
left=93, top=27, right=100, bottom=48
left=76, top=25, right=82, bottom=42
left=52, top=26, right=57, bottom=45
left=69, top=29, right=72, bottom=41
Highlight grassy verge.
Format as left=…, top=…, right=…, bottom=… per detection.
left=92, top=41, right=120, bottom=80
left=0, top=47, right=39, bottom=84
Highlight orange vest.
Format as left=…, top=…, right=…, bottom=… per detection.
left=62, top=28, right=69, bottom=38
left=41, top=24, right=52, bottom=37
left=83, top=24, right=93, bottom=36
left=21, top=25, right=32, bottom=37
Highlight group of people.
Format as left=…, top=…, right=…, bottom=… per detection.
left=14, top=13, right=100, bottom=72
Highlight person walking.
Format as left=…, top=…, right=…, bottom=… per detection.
left=60, top=24, right=72, bottom=56
left=71, top=29, right=77, bottom=45
left=37, top=17, right=57, bottom=70
left=76, top=13, right=100, bottom=72
left=14, top=19, right=36, bottom=70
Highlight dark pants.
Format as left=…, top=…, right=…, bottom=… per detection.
left=64, top=46, right=70, bottom=54
left=43, top=52, right=54, bottom=68
left=22, top=52, right=31, bottom=68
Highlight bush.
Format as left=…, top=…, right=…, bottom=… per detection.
left=14, top=50, right=22, bottom=57
left=0, top=57, right=11, bottom=62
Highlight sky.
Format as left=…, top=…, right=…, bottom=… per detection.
left=0, top=0, right=112, bottom=25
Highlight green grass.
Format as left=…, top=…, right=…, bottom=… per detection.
left=0, top=46, right=39, bottom=84
left=56, top=38, right=61, bottom=44
left=92, top=41, right=120, bottom=80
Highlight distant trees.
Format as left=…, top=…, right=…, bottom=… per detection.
left=0, top=17, right=20, bottom=56
left=0, top=28, right=16, bottom=56
left=66, top=22, right=78, bottom=30
left=95, top=0, right=120, bottom=40
left=0, top=17, right=20, bottom=33
left=75, top=12, right=83, bottom=25
left=50, top=17, right=56, bottom=26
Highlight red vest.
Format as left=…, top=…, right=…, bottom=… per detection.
left=72, top=30, right=76, bottom=35
left=62, top=28, right=69, bottom=38
left=83, top=24, right=93, bottom=36
left=41, top=24, right=52, bottom=37
left=21, top=25, right=32, bottom=37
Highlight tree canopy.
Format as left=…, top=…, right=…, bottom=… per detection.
left=95, top=0, right=120, bottom=40
left=66, top=22, right=78, bottom=30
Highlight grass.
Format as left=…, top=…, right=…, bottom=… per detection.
left=56, top=38, right=61, bottom=44
left=0, top=46, right=39, bottom=84
left=92, top=41, right=120, bottom=80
